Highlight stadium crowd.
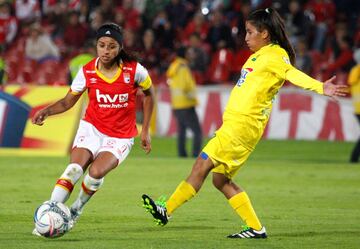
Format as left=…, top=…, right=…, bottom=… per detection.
left=0, top=0, right=359, bottom=86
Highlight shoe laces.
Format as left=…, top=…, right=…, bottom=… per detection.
left=155, top=195, right=167, bottom=208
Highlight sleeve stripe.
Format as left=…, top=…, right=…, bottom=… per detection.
left=139, top=75, right=152, bottom=90
left=68, top=88, right=83, bottom=95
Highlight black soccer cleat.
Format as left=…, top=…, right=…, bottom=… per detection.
left=227, top=225, right=267, bottom=239
left=142, top=194, right=168, bottom=226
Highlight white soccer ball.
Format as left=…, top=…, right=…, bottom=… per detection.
left=33, top=201, right=72, bottom=238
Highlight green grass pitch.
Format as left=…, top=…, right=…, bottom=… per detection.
left=0, top=138, right=359, bottom=249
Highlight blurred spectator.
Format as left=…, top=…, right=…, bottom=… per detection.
left=349, top=48, right=360, bottom=163
left=231, top=42, right=252, bottom=81
left=42, top=2, right=68, bottom=39
left=143, top=0, right=170, bottom=29
left=284, top=0, right=312, bottom=47
left=63, top=11, right=88, bottom=56
left=139, top=29, right=160, bottom=70
left=187, top=33, right=208, bottom=73
left=116, top=0, right=141, bottom=31
left=165, top=0, right=188, bottom=30
left=132, top=0, right=146, bottom=14
left=305, top=0, right=336, bottom=52
left=25, top=23, right=60, bottom=63
left=321, top=35, right=354, bottom=80
left=123, top=29, right=141, bottom=56
left=206, top=9, right=234, bottom=51
left=68, top=40, right=95, bottom=84
left=78, top=0, right=91, bottom=24
left=207, top=40, right=234, bottom=84
left=234, top=0, right=252, bottom=42
left=354, top=16, right=360, bottom=48
left=183, top=11, right=209, bottom=42
left=152, top=9, right=175, bottom=49
left=15, top=0, right=41, bottom=25
left=98, top=0, right=115, bottom=22
left=295, top=37, right=313, bottom=75
left=0, top=2, right=18, bottom=50
left=87, top=7, right=105, bottom=40
left=167, top=46, right=202, bottom=157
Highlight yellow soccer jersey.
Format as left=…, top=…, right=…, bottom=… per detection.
left=348, top=64, right=360, bottom=114
left=222, top=43, right=324, bottom=151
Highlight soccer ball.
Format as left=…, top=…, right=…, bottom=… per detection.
left=33, top=201, right=72, bottom=238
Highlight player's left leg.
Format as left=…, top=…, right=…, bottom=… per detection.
left=212, top=173, right=266, bottom=239
left=70, top=137, right=133, bottom=222
left=69, top=152, right=116, bottom=221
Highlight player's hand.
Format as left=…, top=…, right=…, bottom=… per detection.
left=32, top=109, right=49, bottom=126
left=323, top=76, right=349, bottom=99
left=140, top=130, right=151, bottom=154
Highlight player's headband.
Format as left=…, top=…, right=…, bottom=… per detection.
left=96, top=26, right=123, bottom=46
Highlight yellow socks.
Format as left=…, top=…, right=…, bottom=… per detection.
left=166, top=181, right=196, bottom=215
left=229, top=192, right=262, bottom=230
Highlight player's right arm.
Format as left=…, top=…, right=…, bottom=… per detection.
left=32, top=67, right=86, bottom=126
left=32, top=92, right=82, bottom=126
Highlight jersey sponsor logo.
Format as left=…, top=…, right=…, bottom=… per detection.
left=105, top=30, right=111, bottom=35
left=236, top=68, right=253, bottom=87
left=85, top=70, right=96, bottom=74
left=90, top=78, right=97, bottom=84
left=96, top=89, right=129, bottom=108
left=96, top=89, right=128, bottom=103
left=123, top=72, right=130, bottom=83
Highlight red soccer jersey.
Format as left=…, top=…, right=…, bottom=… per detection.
left=70, top=58, right=151, bottom=138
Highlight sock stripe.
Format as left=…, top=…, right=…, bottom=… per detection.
left=82, top=182, right=96, bottom=196
left=55, top=178, right=74, bottom=192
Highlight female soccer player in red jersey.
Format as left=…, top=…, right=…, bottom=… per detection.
left=141, top=8, right=348, bottom=239
left=32, top=23, right=154, bottom=234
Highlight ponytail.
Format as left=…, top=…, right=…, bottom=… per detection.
left=247, top=8, right=296, bottom=65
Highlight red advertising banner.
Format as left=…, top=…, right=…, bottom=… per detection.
left=155, top=86, right=359, bottom=141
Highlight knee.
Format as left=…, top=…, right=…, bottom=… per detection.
left=89, top=165, right=113, bottom=179
left=212, top=176, right=226, bottom=191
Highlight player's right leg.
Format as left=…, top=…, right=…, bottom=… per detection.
left=212, top=173, right=265, bottom=238
left=50, top=151, right=90, bottom=203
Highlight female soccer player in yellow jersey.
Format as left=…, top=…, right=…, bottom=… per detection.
left=142, top=8, right=348, bottom=239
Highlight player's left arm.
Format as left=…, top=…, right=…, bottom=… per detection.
left=136, top=63, right=155, bottom=154
left=269, top=54, right=348, bottom=97
left=286, top=67, right=348, bottom=97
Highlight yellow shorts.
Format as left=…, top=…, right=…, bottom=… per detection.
left=202, top=128, right=252, bottom=179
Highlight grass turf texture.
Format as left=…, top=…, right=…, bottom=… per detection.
left=0, top=138, right=359, bottom=249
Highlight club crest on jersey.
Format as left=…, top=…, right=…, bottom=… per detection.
left=236, top=68, right=253, bottom=87
left=123, top=72, right=130, bottom=83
